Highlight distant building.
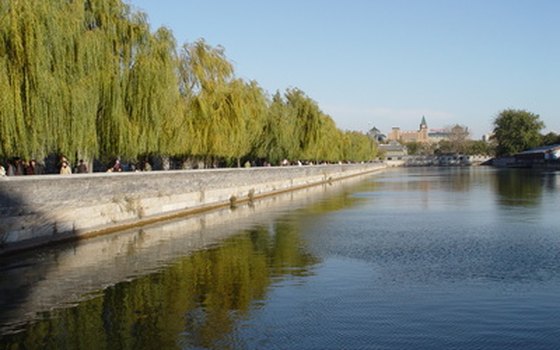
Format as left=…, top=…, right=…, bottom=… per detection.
left=494, top=144, right=560, bottom=169
left=388, top=116, right=429, bottom=143
left=378, top=141, right=408, bottom=160
left=367, top=126, right=387, bottom=143
left=515, top=144, right=560, bottom=162
left=387, top=116, right=474, bottom=144
left=428, top=128, right=452, bottom=143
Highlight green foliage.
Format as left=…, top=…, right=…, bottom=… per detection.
left=541, top=132, right=560, bottom=146
left=0, top=0, right=374, bottom=165
left=342, top=131, right=377, bottom=162
left=406, top=141, right=435, bottom=155
left=178, top=41, right=272, bottom=166
left=438, top=139, right=494, bottom=156
left=492, top=109, right=544, bottom=156
left=225, top=79, right=268, bottom=165
left=316, top=116, right=343, bottom=162
left=464, top=140, right=494, bottom=156
left=254, top=91, right=300, bottom=164
left=0, top=0, right=183, bottom=162
left=285, top=88, right=323, bottom=160
left=253, top=89, right=378, bottom=164
left=405, top=141, right=420, bottom=155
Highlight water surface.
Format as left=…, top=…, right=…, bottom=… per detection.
left=1, top=167, right=560, bottom=349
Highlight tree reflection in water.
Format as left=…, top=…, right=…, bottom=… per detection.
left=493, top=169, right=544, bottom=207
left=1, top=218, right=321, bottom=349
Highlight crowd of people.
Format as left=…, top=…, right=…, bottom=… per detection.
left=0, top=156, right=153, bottom=178
left=0, top=158, right=42, bottom=177
left=0, top=155, right=359, bottom=179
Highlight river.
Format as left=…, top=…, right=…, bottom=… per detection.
left=1, top=167, right=559, bottom=349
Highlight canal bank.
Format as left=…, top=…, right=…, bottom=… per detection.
left=3, top=167, right=560, bottom=349
left=0, top=163, right=385, bottom=255
left=0, top=173, right=376, bottom=335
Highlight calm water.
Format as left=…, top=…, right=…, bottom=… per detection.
left=2, top=167, right=560, bottom=349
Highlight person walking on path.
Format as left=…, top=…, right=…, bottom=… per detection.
left=108, top=159, right=122, bottom=172
left=60, top=160, right=72, bottom=175
left=77, top=159, right=88, bottom=173
left=25, top=160, right=37, bottom=175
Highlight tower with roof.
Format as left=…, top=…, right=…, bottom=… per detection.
left=420, top=116, right=428, bottom=130
left=388, top=115, right=430, bottom=143
left=418, top=116, right=429, bottom=142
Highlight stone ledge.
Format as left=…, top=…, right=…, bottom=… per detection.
left=0, top=164, right=385, bottom=254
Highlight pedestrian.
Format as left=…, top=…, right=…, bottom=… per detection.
left=14, top=158, right=24, bottom=175
left=109, top=159, right=122, bottom=172
left=59, top=156, right=70, bottom=173
left=6, top=160, right=15, bottom=176
left=60, top=160, right=72, bottom=175
left=77, top=159, right=88, bottom=173
left=143, top=159, right=152, bottom=171
left=25, top=159, right=36, bottom=175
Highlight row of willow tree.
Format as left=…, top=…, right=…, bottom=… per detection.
left=0, top=0, right=376, bottom=167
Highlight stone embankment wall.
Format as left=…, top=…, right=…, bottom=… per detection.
left=1, top=174, right=374, bottom=332
left=0, top=163, right=385, bottom=254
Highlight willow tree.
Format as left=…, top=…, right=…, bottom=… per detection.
left=124, top=27, right=184, bottom=158
left=284, top=88, right=323, bottom=161
left=225, top=79, right=268, bottom=166
left=254, top=91, right=300, bottom=165
left=0, top=0, right=183, bottom=162
left=0, top=0, right=47, bottom=159
left=0, top=0, right=376, bottom=167
left=0, top=0, right=102, bottom=160
left=92, top=0, right=146, bottom=161
left=179, top=39, right=236, bottom=164
left=0, top=1, right=24, bottom=158
left=47, top=0, right=105, bottom=161
left=308, top=114, right=342, bottom=162
left=342, top=131, right=377, bottom=162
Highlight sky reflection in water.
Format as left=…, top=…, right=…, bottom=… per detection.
left=2, top=167, right=560, bottom=349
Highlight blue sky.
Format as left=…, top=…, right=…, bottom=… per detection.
left=127, top=0, right=559, bottom=139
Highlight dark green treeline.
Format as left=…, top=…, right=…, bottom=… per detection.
left=0, top=0, right=376, bottom=166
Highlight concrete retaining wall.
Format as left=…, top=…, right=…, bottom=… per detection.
left=0, top=163, right=385, bottom=254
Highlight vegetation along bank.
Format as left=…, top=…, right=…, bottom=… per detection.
left=0, top=0, right=377, bottom=171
